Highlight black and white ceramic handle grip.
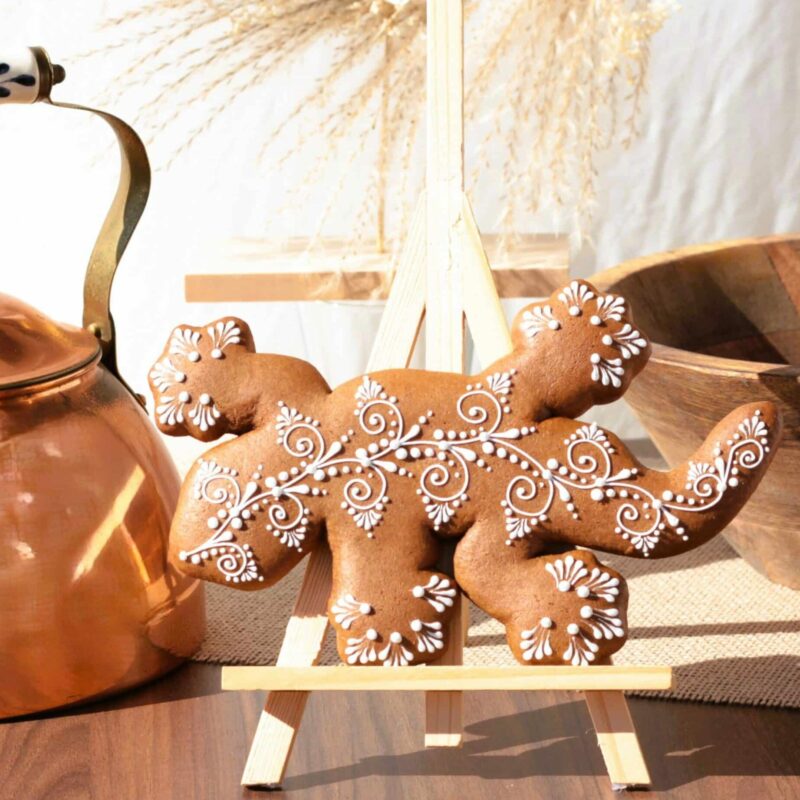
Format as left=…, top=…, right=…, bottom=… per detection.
left=0, top=47, right=64, bottom=104
left=1, top=46, right=150, bottom=405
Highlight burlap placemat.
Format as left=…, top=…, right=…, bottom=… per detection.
left=192, top=536, right=800, bottom=708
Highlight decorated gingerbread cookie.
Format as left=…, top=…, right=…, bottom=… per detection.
left=149, top=280, right=781, bottom=667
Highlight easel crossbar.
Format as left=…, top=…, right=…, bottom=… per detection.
left=222, top=666, right=673, bottom=693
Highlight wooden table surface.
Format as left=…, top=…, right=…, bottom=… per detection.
left=1, top=661, right=798, bottom=800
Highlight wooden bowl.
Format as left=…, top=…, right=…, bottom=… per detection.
left=594, top=235, right=800, bottom=588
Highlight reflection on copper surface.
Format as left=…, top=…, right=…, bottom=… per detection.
left=0, top=364, right=205, bottom=719
left=72, top=465, right=146, bottom=582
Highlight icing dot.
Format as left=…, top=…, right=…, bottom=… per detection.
left=207, top=517, right=219, bottom=530
left=546, top=458, right=559, bottom=470
left=359, top=603, right=372, bottom=615
left=410, top=619, right=423, bottom=632
left=230, top=517, right=243, bottom=530
left=590, top=315, right=602, bottom=326
left=569, top=306, right=581, bottom=317
left=390, top=631, right=403, bottom=644
left=602, top=334, right=613, bottom=346
left=540, top=616, right=553, bottom=629
left=580, top=606, right=593, bottom=619
left=366, top=628, right=378, bottom=641
left=548, top=319, right=561, bottom=331
left=175, top=372, right=186, bottom=382
left=567, top=623, right=580, bottom=635
left=199, top=393, right=211, bottom=405
left=211, top=348, right=223, bottom=359
left=178, top=391, right=191, bottom=403
left=412, top=585, right=425, bottom=598
left=662, top=490, right=674, bottom=501
left=557, top=580, right=571, bottom=593
left=576, top=585, right=590, bottom=599
left=188, top=352, right=200, bottom=362
left=590, top=488, right=604, bottom=501
left=590, top=353, right=601, bottom=364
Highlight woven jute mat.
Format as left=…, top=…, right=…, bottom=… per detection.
left=192, top=536, right=800, bottom=708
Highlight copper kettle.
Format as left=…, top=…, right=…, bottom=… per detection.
left=0, top=48, right=205, bottom=718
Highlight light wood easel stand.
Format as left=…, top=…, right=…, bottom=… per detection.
left=221, top=1, right=669, bottom=789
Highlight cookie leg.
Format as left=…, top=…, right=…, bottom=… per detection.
left=327, top=523, right=458, bottom=666
left=454, top=524, right=628, bottom=666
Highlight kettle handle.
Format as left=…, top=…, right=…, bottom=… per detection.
left=1, top=47, right=150, bottom=403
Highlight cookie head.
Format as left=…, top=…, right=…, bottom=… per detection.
left=512, top=280, right=651, bottom=417
left=148, top=318, right=255, bottom=441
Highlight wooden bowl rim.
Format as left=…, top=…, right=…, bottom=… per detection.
left=593, top=233, right=800, bottom=379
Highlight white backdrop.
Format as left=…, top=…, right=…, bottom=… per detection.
left=2, top=1, right=799, bottom=461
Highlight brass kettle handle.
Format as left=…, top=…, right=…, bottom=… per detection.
left=1, top=47, right=150, bottom=403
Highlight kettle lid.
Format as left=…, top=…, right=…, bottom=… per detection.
left=0, top=293, right=100, bottom=390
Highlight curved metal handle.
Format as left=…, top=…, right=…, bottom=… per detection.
left=2, top=47, right=150, bottom=403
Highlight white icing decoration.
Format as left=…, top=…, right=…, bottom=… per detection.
left=486, top=371, right=513, bottom=396
left=526, top=553, right=627, bottom=665
left=207, top=320, right=242, bottom=358
left=590, top=353, right=625, bottom=388
left=496, top=409, right=769, bottom=555
left=580, top=605, right=624, bottom=640
left=608, top=323, right=647, bottom=360
left=174, top=342, right=769, bottom=579
left=331, top=594, right=372, bottom=630
left=156, top=393, right=190, bottom=426
left=169, top=327, right=201, bottom=361
left=520, top=617, right=553, bottom=661
left=505, top=514, right=532, bottom=542
left=545, top=555, right=589, bottom=593
left=411, top=619, right=444, bottom=653
left=578, top=568, right=620, bottom=602
left=178, top=456, right=313, bottom=582
left=345, top=629, right=379, bottom=664
left=595, top=293, right=626, bottom=322
left=379, top=632, right=414, bottom=666
left=149, top=357, right=186, bottom=391
left=521, top=305, right=559, bottom=338
left=355, top=375, right=384, bottom=403
left=276, top=404, right=305, bottom=432
left=557, top=281, right=595, bottom=316
left=563, top=623, right=600, bottom=665
left=188, top=394, right=222, bottom=431
left=411, top=575, right=457, bottom=613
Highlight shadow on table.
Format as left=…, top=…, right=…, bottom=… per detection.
left=0, top=661, right=224, bottom=723
left=277, top=654, right=799, bottom=795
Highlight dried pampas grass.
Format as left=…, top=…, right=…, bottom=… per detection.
left=89, top=0, right=674, bottom=250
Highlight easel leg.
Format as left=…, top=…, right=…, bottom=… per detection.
left=240, top=547, right=332, bottom=788
left=424, top=594, right=465, bottom=747
left=583, top=690, right=651, bottom=788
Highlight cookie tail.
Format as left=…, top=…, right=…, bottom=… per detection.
left=568, top=401, right=781, bottom=559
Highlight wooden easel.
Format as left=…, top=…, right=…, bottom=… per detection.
left=206, top=1, right=670, bottom=789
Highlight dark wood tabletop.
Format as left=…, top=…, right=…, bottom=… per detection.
left=1, top=660, right=798, bottom=800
